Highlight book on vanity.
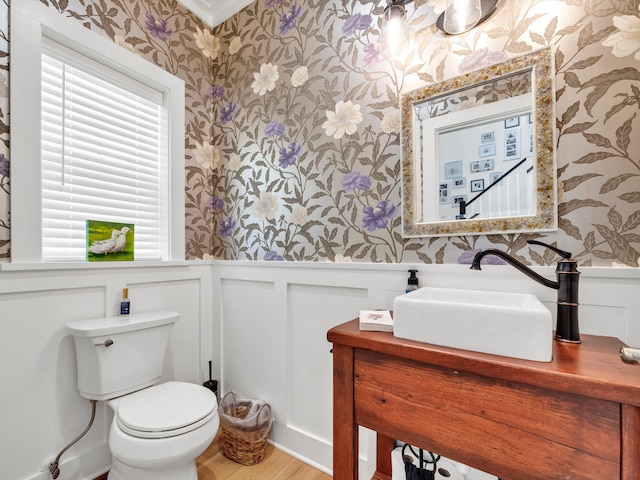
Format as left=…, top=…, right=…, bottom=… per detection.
left=359, top=310, right=393, bottom=332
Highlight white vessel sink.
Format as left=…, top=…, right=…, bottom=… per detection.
left=393, top=287, right=553, bottom=362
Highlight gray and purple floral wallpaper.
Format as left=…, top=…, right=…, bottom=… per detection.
left=0, top=0, right=8, bottom=258
left=1, top=0, right=639, bottom=266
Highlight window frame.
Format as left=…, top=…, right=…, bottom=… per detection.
left=10, top=1, right=185, bottom=263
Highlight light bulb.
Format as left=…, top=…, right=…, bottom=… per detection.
left=443, top=0, right=482, bottom=35
left=383, top=2, right=408, bottom=57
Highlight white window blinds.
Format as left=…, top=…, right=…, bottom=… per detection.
left=41, top=39, right=169, bottom=261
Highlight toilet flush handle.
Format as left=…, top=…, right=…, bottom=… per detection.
left=95, top=339, right=114, bottom=347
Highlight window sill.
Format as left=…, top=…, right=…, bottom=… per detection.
left=0, top=259, right=207, bottom=272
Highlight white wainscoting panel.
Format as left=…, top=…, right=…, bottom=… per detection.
left=1, top=260, right=637, bottom=480
left=2, top=285, right=108, bottom=478
left=214, top=261, right=640, bottom=479
left=0, top=262, right=213, bottom=480
left=221, top=278, right=287, bottom=405
left=288, top=283, right=367, bottom=443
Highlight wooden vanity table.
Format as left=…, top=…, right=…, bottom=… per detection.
left=328, top=319, right=640, bottom=480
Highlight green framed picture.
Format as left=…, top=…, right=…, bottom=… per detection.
left=86, top=220, right=134, bottom=262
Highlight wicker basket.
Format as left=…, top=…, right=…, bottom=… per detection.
left=219, top=391, right=273, bottom=466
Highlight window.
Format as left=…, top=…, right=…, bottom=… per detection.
left=41, top=40, right=168, bottom=261
left=10, top=2, right=185, bottom=263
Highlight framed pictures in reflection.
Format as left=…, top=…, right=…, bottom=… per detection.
left=504, top=127, right=520, bottom=160
left=470, top=179, right=484, bottom=192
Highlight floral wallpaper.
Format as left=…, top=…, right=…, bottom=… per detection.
left=1, top=0, right=639, bottom=266
left=0, top=0, right=8, bottom=259
left=206, top=0, right=640, bottom=266
left=0, top=0, right=215, bottom=260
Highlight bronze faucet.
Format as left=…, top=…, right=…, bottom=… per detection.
left=470, top=240, right=581, bottom=343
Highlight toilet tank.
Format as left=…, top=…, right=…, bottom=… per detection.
left=66, top=310, right=179, bottom=400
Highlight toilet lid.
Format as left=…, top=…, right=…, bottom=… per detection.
left=116, top=382, right=217, bottom=439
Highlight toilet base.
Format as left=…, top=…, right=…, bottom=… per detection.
left=108, top=457, right=197, bottom=480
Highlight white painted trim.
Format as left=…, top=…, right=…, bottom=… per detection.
left=212, top=259, right=640, bottom=280
left=177, top=0, right=255, bottom=27
left=268, top=439, right=333, bottom=476
left=0, top=260, right=207, bottom=272
left=26, top=445, right=111, bottom=480
left=9, top=5, right=43, bottom=263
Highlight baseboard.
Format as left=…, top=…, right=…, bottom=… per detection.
left=25, top=445, right=110, bottom=480
left=268, top=421, right=333, bottom=474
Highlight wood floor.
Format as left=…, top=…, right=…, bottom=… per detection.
left=94, top=432, right=331, bottom=480
left=196, top=432, right=332, bottom=480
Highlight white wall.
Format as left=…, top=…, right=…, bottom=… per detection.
left=213, top=261, right=640, bottom=478
left=214, top=262, right=410, bottom=479
left=1, top=261, right=639, bottom=480
left=0, top=262, right=215, bottom=480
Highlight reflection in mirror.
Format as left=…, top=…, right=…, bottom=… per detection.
left=426, top=71, right=533, bottom=222
left=401, top=48, right=556, bottom=237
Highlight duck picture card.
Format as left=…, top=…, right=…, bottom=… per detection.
left=86, top=220, right=134, bottom=262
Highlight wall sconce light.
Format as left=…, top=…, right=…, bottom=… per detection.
left=383, top=0, right=498, bottom=54
left=383, top=0, right=414, bottom=56
left=384, top=0, right=413, bottom=22
left=436, top=0, right=498, bottom=35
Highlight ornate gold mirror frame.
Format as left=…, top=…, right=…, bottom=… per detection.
left=401, top=48, right=556, bottom=237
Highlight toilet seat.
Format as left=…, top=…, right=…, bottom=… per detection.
left=116, top=382, right=217, bottom=439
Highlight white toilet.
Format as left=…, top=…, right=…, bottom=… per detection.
left=67, top=310, right=219, bottom=480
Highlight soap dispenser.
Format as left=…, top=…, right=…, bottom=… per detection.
left=406, top=269, right=419, bottom=293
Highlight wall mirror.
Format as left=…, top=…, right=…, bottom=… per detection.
left=400, top=48, right=557, bottom=237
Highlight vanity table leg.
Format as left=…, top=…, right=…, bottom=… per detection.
left=333, top=344, right=358, bottom=480
left=373, top=433, right=394, bottom=480
left=621, top=404, right=640, bottom=480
